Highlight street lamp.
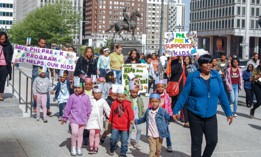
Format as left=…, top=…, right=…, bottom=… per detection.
left=79, top=20, right=90, bottom=46
left=159, top=0, right=164, bottom=56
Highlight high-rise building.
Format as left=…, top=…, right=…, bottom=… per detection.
left=83, top=0, right=146, bottom=48
left=168, top=0, right=186, bottom=32
left=190, top=0, right=261, bottom=59
left=0, top=0, right=14, bottom=31
left=146, top=0, right=168, bottom=51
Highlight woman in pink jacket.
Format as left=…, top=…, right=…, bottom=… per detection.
left=225, top=58, right=243, bottom=117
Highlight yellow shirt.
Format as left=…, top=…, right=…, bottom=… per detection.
left=109, top=52, right=124, bottom=70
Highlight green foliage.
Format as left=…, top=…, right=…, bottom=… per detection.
left=9, top=0, right=79, bottom=46
left=79, top=45, right=87, bottom=56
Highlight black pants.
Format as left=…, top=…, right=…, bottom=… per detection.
left=0, top=66, right=8, bottom=93
left=252, top=84, right=261, bottom=112
left=188, top=111, right=218, bottom=157
left=245, top=88, right=254, bottom=107
left=171, top=96, right=178, bottom=110
left=183, top=103, right=189, bottom=123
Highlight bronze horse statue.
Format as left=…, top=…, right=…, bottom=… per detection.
left=105, top=10, right=141, bottom=41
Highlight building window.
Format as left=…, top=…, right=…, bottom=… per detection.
left=242, top=7, right=245, bottom=16
left=237, top=19, right=240, bottom=28
left=242, top=19, right=245, bottom=28
left=256, top=8, right=260, bottom=16
left=251, top=20, right=255, bottom=28
left=237, top=7, right=241, bottom=15
left=251, top=8, right=255, bottom=16
left=252, top=0, right=255, bottom=4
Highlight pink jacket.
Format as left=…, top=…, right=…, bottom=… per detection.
left=148, top=92, right=172, bottom=115
left=225, top=67, right=243, bottom=92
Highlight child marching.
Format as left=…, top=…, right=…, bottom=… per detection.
left=62, top=77, right=92, bottom=156
left=86, top=84, right=111, bottom=154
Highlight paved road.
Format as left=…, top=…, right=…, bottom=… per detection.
left=0, top=64, right=260, bottom=157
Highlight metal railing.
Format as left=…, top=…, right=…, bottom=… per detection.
left=7, top=64, right=33, bottom=116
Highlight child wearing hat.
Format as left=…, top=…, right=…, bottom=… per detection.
left=33, top=66, right=53, bottom=123
left=100, top=84, right=118, bottom=144
left=126, top=81, right=144, bottom=150
left=84, top=77, right=93, bottom=97
left=108, top=85, right=134, bottom=157
left=51, top=70, right=73, bottom=121
left=151, top=79, right=173, bottom=152
left=135, top=93, right=170, bottom=157
left=86, top=84, right=111, bottom=154
left=102, top=71, right=117, bottom=99
left=62, top=77, right=92, bottom=156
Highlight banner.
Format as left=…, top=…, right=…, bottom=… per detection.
left=122, top=64, right=148, bottom=94
left=12, top=44, right=77, bottom=71
left=164, top=31, right=198, bottom=56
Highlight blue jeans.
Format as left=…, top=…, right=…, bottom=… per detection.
left=110, top=129, right=129, bottom=155
left=166, top=123, right=172, bottom=147
left=230, top=84, right=239, bottom=114
left=113, top=70, right=122, bottom=84
left=32, top=67, right=50, bottom=109
left=59, top=102, right=66, bottom=117
left=99, top=68, right=107, bottom=77
left=128, top=124, right=142, bottom=143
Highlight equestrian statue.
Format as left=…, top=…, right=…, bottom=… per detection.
left=105, top=7, right=141, bottom=41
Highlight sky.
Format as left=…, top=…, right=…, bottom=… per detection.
left=184, top=0, right=190, bottom=31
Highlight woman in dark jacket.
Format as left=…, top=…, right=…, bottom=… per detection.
left=243, top=64, right=254, bottom=108
left=0, top=32, right=13, bottom=101
left=125, top=49, right=141, bottom=64
left=74, top=47, right=97, bottom=78
left=169, top=56, right=187, bottom=109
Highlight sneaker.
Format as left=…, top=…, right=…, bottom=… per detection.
left=71, top=147, right=77, bottom=156
left=233, top=114, right=238, bottom=118
left=250, top=109, right=254, bottom=119
left=100, top=137, right=105, bottom=144
left=108, top=150, right=114, bottom=156
left=133, top=142, right=142, bottom=150
left=36, top=116, right=40, bottom=121
left=167, top=146, right=173, bottom=152
left=120, top=155, right=127, bottom=157
left=77, top=148, right=83, bottom=156
left=47, top=110, right=52, bottom=116
left=128, top=143, right=133, bottom=148
left=43, top=117, right=48, bottom=123
left=58, top=117, right=62, bottom=121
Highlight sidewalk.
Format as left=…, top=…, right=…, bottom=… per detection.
left=0, top=65, right=261, bottom=157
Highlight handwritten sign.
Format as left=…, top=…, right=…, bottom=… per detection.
left=122, top=64, right=148, bottom=94
left=12, top=45, right=77, bottom=71
left=164, top=31, right=198, bottom=56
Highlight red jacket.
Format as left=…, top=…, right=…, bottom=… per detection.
left=109, top=99, right=134, bottom=131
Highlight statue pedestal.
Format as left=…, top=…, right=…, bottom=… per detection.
left=113, top=40, right=143, bottom=56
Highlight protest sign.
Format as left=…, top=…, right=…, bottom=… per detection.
left=12, top=44, right=77, bottom=71
left=164, top=31, right=198, bottom=56
left=122, top=64, right=148, bottom=94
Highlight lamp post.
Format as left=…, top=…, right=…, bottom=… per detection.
left=159, top=0, right=164, bottom=56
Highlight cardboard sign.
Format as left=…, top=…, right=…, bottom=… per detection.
left=164, top=31, right=198, bottom=56
left=12, top=44, right=77, bottom=71
left=122, top=64, right=149, bottom=94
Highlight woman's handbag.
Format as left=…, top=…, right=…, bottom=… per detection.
left=167, top=66, right=185, bottom=97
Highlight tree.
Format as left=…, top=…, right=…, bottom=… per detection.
left=9, top=0, right=79, bottom=46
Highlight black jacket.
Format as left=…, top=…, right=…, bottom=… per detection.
left=74, top=56, right=97, bottom=77
left=2, top=39, right=13, bottom=80
left=169, top=59, right=188, bottom=95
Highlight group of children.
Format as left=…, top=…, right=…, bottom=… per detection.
left=32, top=65, right=174, bottom=157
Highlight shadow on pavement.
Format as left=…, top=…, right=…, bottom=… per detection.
left=217, top=110, right=252, bottom=119
left=59, top=138, right=71, bottom=153
left=3, top=93, right=13, bottom=99
left=248, top=124, right=261, bottom=130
